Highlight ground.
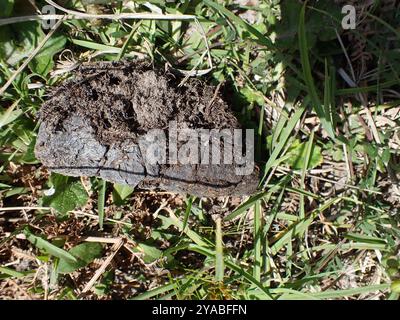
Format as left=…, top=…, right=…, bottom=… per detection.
left=0, top=0, right=400, bottom=300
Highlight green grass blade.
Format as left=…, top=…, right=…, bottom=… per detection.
left=24, top=228, right=78, bottom=263
left=0, top=99, right=22, bottom=128
left=298, top=3, right=335, bottom=139
left=166, top=212, right=211, bottom=247
left=260, top=100, right=308, bottom=185
left=71, top=39, right=121, bottom=53
left=224, top=179, right=290, bottom=222
left=0, top=266, right=31, bottom=278
left=270, top=197, right=341, bottom=255
left=275, top=283, right=389, bottom=300
left=336, top=79, right=400, bottom=95
left=309, top=284, right=390, bottom=300
left=181, top=196, right=194, bottom=234
left=366, top=13, right=400, bottom=40
left=299, top=130, right=315, bottom=219
left=224, top=191, right=269, bottom=222
left=98, top=179, right=107, bottom=230
left=215, top=217, right=225, bottom=282
left=253, top=200, right=262, bottom=282
left=344, top=233, right=387, bottom=246
left=132, top=282, right=178, bottom=300
left=117, top=21, right=143, bottom=61
left=323, top=59, right=335, bottom=129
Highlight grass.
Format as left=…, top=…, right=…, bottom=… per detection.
left=0, top=0, right=400, bottom=300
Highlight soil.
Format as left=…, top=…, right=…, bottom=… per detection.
left=35, top=60, right=259, bottom=197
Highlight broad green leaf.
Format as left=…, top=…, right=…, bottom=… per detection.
left=57, top=242, right=103, bottom=274
left=273, top=1, right=341, bottom=49
left=240, top=87, right=265, bottom=106
left=42, top=174, right=89, bottom=214
left=112, top=183, right=134, bottom=205
left=0, top=19, right=65, bottom=76
left=273, top=1, right=311, bottom=49
left=0, top=22, right=41, bottom=66
left=0, top=99, right=22, bottom=128
left=391, top=281, right=400, bottom=293
left=0, top=0, right=14, bottom=17
left=20, top=138, right=39, bottom=164
left=386, top=257, right=399, bottom=269
left=308, top=2, right=342, bottom=42
left=94, top=270, right=114, bottom=296
left=138, top=243, right=163, bottom=264
left=284, top=139, right=323, bottom=170
left=24, top=228, right=78, bottom=263
left=30, top=34, right=67, bottom=76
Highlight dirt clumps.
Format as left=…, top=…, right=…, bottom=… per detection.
left=35, top=60, right=259, bottom=197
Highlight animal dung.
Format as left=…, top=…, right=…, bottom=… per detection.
left=35, top=60, right=259, bottom=197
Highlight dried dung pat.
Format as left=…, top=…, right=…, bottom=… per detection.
left=35, top=60, right=259, bottom=197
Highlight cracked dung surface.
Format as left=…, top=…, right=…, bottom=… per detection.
left=35, top=60, right=259, bottom=197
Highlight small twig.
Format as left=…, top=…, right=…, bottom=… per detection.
left=152, top=201, right=169, bottom=219
left=81, top=238, right=124, bottom=294
left=342, top=143, right=355, bottom=182
left=80, top=236, right=121, bottom=244
left=0, top=206, right=51, bottom=212
left=362, top=101, right=382, bottom=144
left=205, top=82, right=223, bottom=115
left=71, top=210, right=133, bottom=227
left=7, top=278, right=32, bottom=300
left=121, top=242, right=150, bottom=269
left=276, top=166, right=382, bottom=195
left=0, top=13, right=197, bottom=26
left=11, top=247, right=37, bottom=261
left=43, top=263, right=49, bottom=300
left=335, top=29, right=357, bottom=83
